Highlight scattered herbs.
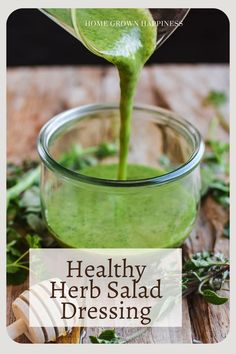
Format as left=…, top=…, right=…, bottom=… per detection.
left=182, top=252, right=229, bottom=305
left=203, top=90, right=227, bottom=109
left=200, top=90, right=229, bottom=237
left=7, top=162, right=40, bottom=206
left=7, top=161, right=44, bottom=284
left=158, top=90, right=229, bottom=218
left=59, top=142, right=117, bottom=170
left=89, top=252, right=230, bottom=344
left=7, top=142, right=118, bottom=285
left=7, top=233, right=42, bottom=285
left=201, top=140, right=229, bottom=203
left=203, top=90, right=229, bottom=133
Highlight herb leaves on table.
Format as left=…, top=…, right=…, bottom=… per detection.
left=7, top=142, right=117, bottom=285
left=182, top=251, right=229, bottom=305
left=90, top=329, right=123, bottom=344
left=7, top=161, right=43, bottom=284
left=89, top=251, right=230, bottom=344
left=201, top=90, right=229, bottom=237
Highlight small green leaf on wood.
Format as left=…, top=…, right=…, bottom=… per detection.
left=90, top=329, right=122, bottom=344
left=202, top=289, right=228, bottom=305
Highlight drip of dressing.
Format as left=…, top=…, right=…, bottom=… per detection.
left=45, top=9, right=157, bottom=179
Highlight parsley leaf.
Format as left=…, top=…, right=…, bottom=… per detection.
left=90, top=329, right=122, bottom=344
left=202, top=289, right=228, bottom=305
left=183, top=252, right=229, bottom=304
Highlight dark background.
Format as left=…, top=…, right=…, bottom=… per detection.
left=7, top=8, right=229, bottom=66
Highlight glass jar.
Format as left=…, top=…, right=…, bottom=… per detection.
left=37, top=104, right=204, bottom=248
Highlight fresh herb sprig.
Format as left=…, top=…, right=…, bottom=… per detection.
left=7, top=161, right=44, bottom=284
left=89, top=252, right=229, bottom=344
left=200, top=90, right=229, bottom=237
left=182, top=251, right=229, bottom=305
left=7, top=142, right=118, bottom=285
left=7, top=233, right=42, bottom=285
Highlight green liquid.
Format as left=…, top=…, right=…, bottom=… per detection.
left=43, top=10, right=196, bottom=249
left=46, top=164, right=196, bottom=248
left=44, top=9, right=157, bottom=179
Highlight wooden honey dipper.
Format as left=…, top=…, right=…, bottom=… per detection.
left=7, top=278, right=77, bottom=343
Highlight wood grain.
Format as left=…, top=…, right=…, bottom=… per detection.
left=7, top=65, right=229, bottom=344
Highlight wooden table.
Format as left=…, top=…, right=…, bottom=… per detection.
left=7, top=64, right=229, bottom=344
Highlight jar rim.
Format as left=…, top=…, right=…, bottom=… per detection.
left=37, top=103, right=205, bottom=187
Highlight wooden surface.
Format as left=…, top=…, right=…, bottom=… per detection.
left=7, top=64, right=229, bottom=344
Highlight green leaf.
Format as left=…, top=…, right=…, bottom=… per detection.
left=95, top=142, right=118, bottom=159
left=203, top=90, right=227, bottom=108
left=6, top=240, right=21, bottom=257
left=202, top=289, right=228, bottom=305
left=201, top=170, right=229, bottom=206
left=210, top=180, right=229, bottom=193
left=184, top=253, right=212, bottom=271
left=200, top=137, right=229, bottom=200
left=7, top=264, right=21, bottom=274
left=7, top=166, right=40, bottom=206
left=7, top=254, right=20, bottom=273
left=211, top=183, right=229, bottom=207
left=89, top=336, right=100, bottom=344
left=207, top=140, right=229, bottom=158
left=183, top=252, right=229, bottom=272
left=26, top=234, right=42, bottom=248
left=59, top=142, right=118, bottom=171
left=59, top=144, right=83, bottom=169
left=90, top=329, right=122, bottom=344
left=191, top=258, right=211, bottom=268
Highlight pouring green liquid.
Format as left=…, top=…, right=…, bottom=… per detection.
left=41, top=9, right=198, bottom=248
left=44, top=8, right=157, bottom=179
